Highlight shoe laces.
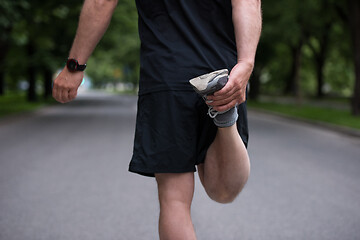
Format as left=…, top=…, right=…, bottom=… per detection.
left=208, top=106, right=219, bottom=118
left=203, top=95, right=218, bottom=118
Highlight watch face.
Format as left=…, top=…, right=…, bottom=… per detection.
left=67, top=59, right=78, bottom=72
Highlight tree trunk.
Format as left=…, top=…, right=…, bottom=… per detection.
left=0, top=72, right=4, bottom=95
left=284, top=41, right=303, bottom=97
left=348, top=0, right=360, bottom=115
left=43, top=68, right=53, bottom=99
left=316, top=24, right=331, bottom=99
left=316, top=57, right=325, bottom=98
left=27, top=43, right=37, bottom=102
left=0, top=41, right=9, bottom=96
left=249, top=66, right=261, bottom=101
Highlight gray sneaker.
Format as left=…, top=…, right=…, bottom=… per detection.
left=189, top=69, right=238, bottom=128
left=189, top=69, right=228, bottom=96
left=189, top=69, right=229, bottom=118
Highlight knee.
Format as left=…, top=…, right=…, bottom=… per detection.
left=206, top=179, right=248, bottom=204
left=207, top=187, right=241, bottom=204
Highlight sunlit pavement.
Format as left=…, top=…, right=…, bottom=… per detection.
left=1, top=91, right=360, bottom=240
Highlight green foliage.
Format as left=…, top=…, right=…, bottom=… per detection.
left=87, top=0, right=140, bottom=89
left=2, top=0, right=82, bottom=92
left=0, top=91, right=55, bottom=117
left=1, top=0, right=140, bottom=92
left=248, top=100, right=360, bottom=130
left=0, top=0, right=29, bottom=39
left=258, top=0, right=355, bottom=98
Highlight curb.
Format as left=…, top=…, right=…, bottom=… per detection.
left=248, top=108, right=360, bottom=139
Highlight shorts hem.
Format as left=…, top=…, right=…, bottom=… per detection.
left=128, top=163, right=197, bottom=177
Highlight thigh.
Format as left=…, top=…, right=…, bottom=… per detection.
left=195, top=101, right=249, bottom=166
left=155, top=172, right=195, bottom=206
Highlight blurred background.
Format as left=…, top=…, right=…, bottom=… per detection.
left=1, top=1, right=360, bottom=240
left=0, top=0, right=139, bottom=115
left=0, top=0, right=360, bottom=127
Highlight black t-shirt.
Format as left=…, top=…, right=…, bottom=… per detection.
left=136, top=0, right=237, bottom=95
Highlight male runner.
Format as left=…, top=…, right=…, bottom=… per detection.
left=52, top=0, right=262, bottom=239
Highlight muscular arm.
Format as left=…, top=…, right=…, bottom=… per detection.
left=232, top=0, right=262, bottom=65
left=207, top=0, right=262, bottom=111
left=53, top=0, right=118, bottom=103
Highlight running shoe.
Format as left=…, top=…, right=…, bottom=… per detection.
left=189, top=69, right=229, bottom=118
left=189, top=69, right=238, bottom=127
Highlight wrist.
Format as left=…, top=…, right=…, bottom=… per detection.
left=68, top=55, right=86, bottom=65
left=66, top=58, right=87, bottom=72
left=63, top=66, right=84, bottom=77
left=237, top=59, right=254, bottom=70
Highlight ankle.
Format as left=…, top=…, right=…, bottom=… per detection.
left=213, top=106, right=238, bottom=128
left=217, top=123, right=237, bottom=131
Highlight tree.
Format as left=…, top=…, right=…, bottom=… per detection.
left=0, top=0, right=29, bottom=95
left=348, top=0, right=360, bottom=115
left=86, top=0, right=140, bottom=91
left=257, top=0, right=355, bottom=104
left=249, top=37, right=275, bottom=100
left=259, top=0, right=311, bottom=98
left=305, top=0, right=335, bottom=98
left=335, top=0, right=360, bottom=115
left=5, top=1, right=81, bottom=101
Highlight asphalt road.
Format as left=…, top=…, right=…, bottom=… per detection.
left=1, top=91, right=360, bottom=240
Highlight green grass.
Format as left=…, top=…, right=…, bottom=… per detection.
left=0, top=92, right=55, bottom=118
left=247, top=100, right=360, bottom=130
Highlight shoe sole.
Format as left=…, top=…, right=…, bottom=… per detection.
left=189, top=69, right=228, bottom=95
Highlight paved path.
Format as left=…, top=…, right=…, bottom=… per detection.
left=1, top=92, right=360, bottom=240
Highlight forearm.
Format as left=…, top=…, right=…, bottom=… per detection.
left=68, top=0, right=118, bottom=64
left=232, top=0, right=262, bottom=66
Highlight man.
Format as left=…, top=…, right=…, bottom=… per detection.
left=53, top=0, right=262, bottom=239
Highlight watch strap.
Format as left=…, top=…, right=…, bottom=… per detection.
left=67, top=58, right=87, bottom=72
left=77, top=63, right=87, bottom=71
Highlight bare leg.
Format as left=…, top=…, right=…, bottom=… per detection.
left=198, top=123, right=250, bottom=203
left=155, top=172, right=197, bottom=240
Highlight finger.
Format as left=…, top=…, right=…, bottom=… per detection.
left=53, top=85, right=62, bottom=103
left=208, top=87, right=237, bottom=101
left=52, top=85, right=58, bottom=100
left=68, top=89, right=77, bottom=101
left=209, top=94, right=235, bottom=107
left=213, top=81, right=234, bottom=97
left=237, top=94, right=247, bottom=105
left=60, top=89, right=70, bottom=103
left=211, top=89, right=246, bottom=107
left=211, top=89, right=246, bottom=110
left=213, top=99, right=238, bottom=112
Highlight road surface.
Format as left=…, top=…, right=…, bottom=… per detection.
left=1, top=92, right=360, bottom=240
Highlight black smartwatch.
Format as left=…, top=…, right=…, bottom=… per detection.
left=66, top=58, right=87, bottom=72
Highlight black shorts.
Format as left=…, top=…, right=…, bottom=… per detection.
left=128, top=91, right=249, bottom=177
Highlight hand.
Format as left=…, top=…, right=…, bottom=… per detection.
left=206, top=61, right=253, bottom=112
left=52, top=67, right=84, bottom=103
